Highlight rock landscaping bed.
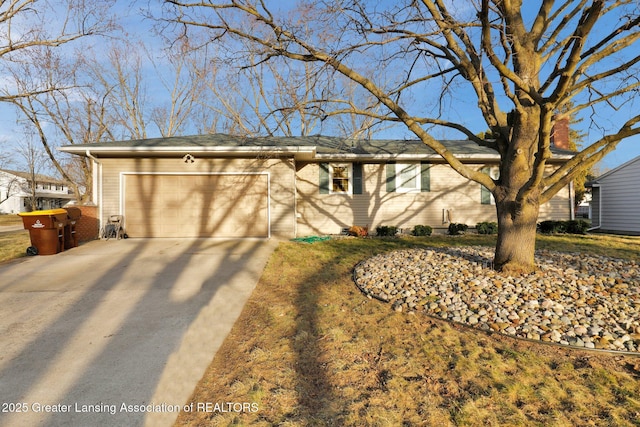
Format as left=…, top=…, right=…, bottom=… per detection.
left=354, top=247, right=640, bottom=352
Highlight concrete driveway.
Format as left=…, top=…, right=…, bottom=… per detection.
left=0, top=238, right=276, bottom=427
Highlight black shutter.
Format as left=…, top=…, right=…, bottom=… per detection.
left=481, top=166, right=491, bottom=204
left=319, top=163, right=330, bottom=194
left=420, top=161, right=431, bottom=192
left=353, top=163, right=363, bottom=195
left=386, top=162, right=396, bottom=192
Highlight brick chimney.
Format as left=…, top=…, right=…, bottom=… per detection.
left=551, top=117, right=570, bottom=150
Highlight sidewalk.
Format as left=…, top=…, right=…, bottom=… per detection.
left=0, top=224, right=25, bottom=233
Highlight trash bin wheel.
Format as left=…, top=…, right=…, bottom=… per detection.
left=26, top=246, right=39, bottom=256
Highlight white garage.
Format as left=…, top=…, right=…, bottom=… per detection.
left=123, top=173, right=270, bottom=238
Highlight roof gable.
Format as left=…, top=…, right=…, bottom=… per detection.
left=591, top=155, right=640, bottom=183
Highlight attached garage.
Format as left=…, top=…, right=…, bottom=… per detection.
left=123, top=173, right=270, bottom=238
left=57, top=135, right=307, bottom=240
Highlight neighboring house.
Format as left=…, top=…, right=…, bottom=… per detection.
left=575, top=192, right=592, bottom=219
left=587, top=155, right=640, bottom=235
left=59, top=134, right=575, bottom=239
left=0, top=169, right=75, bottom=214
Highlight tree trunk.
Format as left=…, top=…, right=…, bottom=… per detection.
left=494, top=195, right=540, bottom=275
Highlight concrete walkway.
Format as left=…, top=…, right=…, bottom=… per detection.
left=0, top=224, right=25, bottom=233
left=0, top=238, right=276, bottom=427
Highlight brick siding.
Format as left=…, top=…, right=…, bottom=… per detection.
left=75, top=205, right=99, bottom=242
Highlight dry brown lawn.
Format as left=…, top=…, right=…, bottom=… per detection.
left=1, top=214, right=29, bottom=262
left=0, top=214, right=22, bottom=226
left=175, top=234, right=640, bottom=426
left=0, top=230, right=30, bottom=263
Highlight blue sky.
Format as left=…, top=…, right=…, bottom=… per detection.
left=0, top=0, right=638, bottom=174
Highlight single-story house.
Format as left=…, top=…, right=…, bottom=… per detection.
left=0, top=169, right=75, bottom=214
left=59, top=134, right=575, bottom=239
left=587, top=155, right=640, bottom=235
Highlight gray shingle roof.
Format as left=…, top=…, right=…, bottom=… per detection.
left=59, top=133, right=575, bottom=160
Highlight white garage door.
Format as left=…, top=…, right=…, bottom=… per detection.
left=124, top=173, right=269, bottom=238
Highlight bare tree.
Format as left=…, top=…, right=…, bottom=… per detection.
left=0, top=0, right=114, bottom=101
left=164, top=0, right=640, bottom=273
left=189, top=22, right=387, bottom=138
left=199, top=55, right=328, bottom=136
left=85, top=38, right=215, bottom=139
left=16, top=135, right=49, bottom=211
left=85, top=43, right=151, bottom=140
left=0, top=0, right=114, bottom=202
left=4, top=46, right=103, bottom=202
left=149, top=38, right=210, bottom=137
left=0, top=170, right=20, bottom=206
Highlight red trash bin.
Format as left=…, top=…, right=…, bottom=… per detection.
left=18, top=209, right=68, bottom=255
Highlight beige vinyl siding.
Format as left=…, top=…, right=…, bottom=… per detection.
left=296, top=162, right=571, bottom=236
left=99, top=157, right=296, bottom=238
left=539, top=185, right=571, bottom=221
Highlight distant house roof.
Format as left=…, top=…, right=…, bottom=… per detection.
left=59, top=133, right=575, bottom=162
left=0, top=169, right=67, bottom=185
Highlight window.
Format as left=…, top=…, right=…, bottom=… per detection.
left=319, top=163, right=363, bottom=195
left=386, top=162, right=430, bottom=193
left=331, top=164, right=350, bottom=193
left=481, top=166, right=500, bottom=205
left=397, top=163, right=419, bottom=192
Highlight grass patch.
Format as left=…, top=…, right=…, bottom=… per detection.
left=175, top=234, right=640, bottom=426
left=536, top=233, right=640, bottom=260
left=0, top=230, right=30, bottom=263
left=0, top=214, right=22, bottom=226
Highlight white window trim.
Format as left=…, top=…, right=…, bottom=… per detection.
left=330, top=163, right=352, bottom=194
left=487, top=166, right=500, bottom=205
left=396, top=162, right=421, bottom=193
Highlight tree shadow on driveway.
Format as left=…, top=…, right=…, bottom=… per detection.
left=0, top=238, right=275, bottom=427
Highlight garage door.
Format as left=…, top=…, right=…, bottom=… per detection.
left=124, top=173, right=269, bottom=238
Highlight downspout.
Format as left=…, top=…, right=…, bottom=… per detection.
left=569, top=181, right=575, bottom=220
left=293, top=157, right=298, bottom=238
left=587, top=183, right=601, bottom=231
left=86, top=150, right=103, bottom=236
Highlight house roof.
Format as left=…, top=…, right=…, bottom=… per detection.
left=59, top=133, right=575, bottom=162
left=0, top=169, right=67, bottom=184
left=586, top=155, right=640, bottom=186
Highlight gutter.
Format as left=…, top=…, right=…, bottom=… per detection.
left=62, top=145, right=317, bottom=155
left=86, top=150, right=104, bottom=236
left=313, top=153, right=502, bottom=161
left=569, top=181, right=575, bottom=220
left=59, top=145, right=319, bottom=162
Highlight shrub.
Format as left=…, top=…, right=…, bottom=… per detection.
left=476, top=221, right=498, bottom=235
left=447, top=223, right=468, bottom=235
left=376, top=225, right=398, bottom=237
left=566, top=219, right=590, bottom=234
left=538, top=219, right=589, bottom=234
left=539, top=220, right=563, bottom=234
left=412, top=225, right=433, bottom=236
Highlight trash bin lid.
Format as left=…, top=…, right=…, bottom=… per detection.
left=18, top=208, right=69, bottom=216
left=64, top=207, right=82, bottom=220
